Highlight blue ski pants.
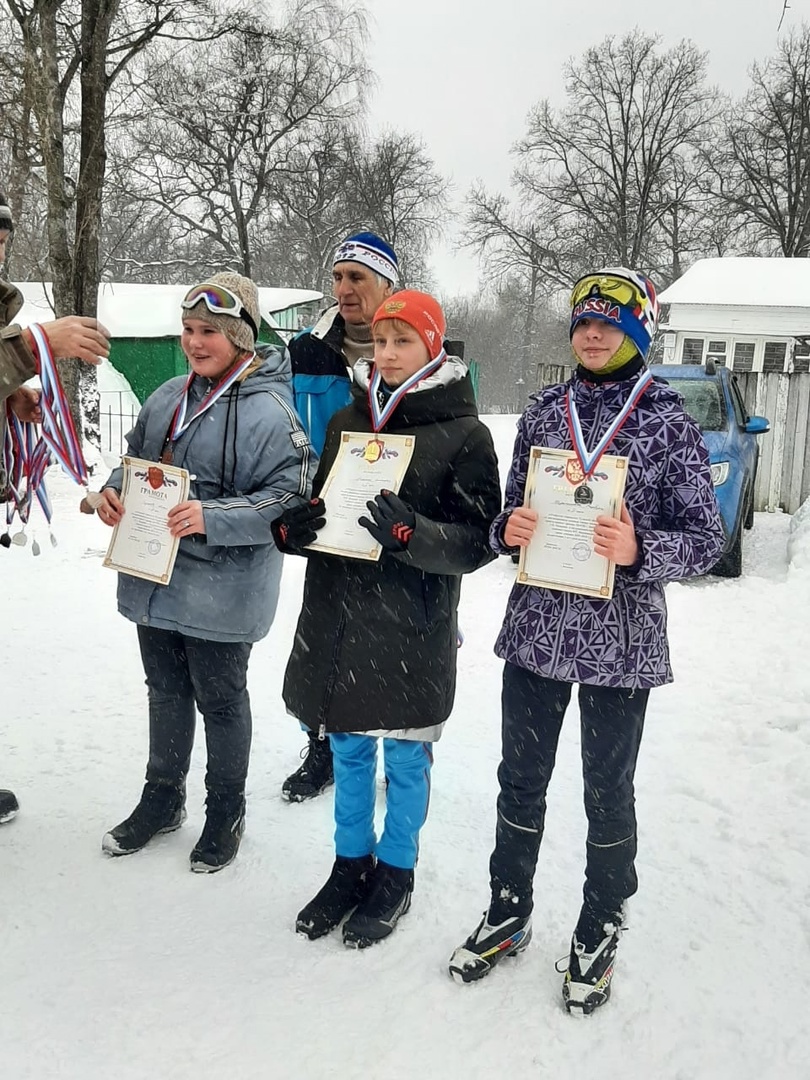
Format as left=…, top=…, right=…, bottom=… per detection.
left=329, top=733, right=433, bottom=870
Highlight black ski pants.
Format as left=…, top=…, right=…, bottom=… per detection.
left=137, top=626, right=253, bottom=795
left=489, top=661, right=649, bottom=920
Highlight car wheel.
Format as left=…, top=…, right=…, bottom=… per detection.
left=713, top=520, right=743, bottom=578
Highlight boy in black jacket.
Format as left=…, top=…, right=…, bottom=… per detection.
left=274, top=290, right=501, bottom=947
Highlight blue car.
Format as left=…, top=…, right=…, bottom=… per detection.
left=649, top=362, right=769, bottom=577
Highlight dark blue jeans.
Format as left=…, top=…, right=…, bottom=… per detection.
left=489, top=662, right=649, bottom=920
left=137, top=626, right=253, bottom=795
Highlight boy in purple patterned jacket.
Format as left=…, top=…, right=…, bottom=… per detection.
left=449, top=268, right=724, bottom=1014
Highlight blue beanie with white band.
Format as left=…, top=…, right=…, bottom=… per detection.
left=333, top=232, right=399, bottom=285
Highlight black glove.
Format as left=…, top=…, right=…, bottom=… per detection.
left=358, top=490, right=416, bottom=551
left=271, top=498, right=326, bottom=554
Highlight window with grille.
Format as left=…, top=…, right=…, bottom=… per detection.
left=733, top=342, right=755, bottom=372
left=707, top=340, right=727, bottom=366
left=793, top=342, right=810, bottom=374
left=763, top=341, right=787, bottom=373
left=682, top=338, right=704, bottom=364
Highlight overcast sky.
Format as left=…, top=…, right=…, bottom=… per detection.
left=362, top=0, right=810, bottom=294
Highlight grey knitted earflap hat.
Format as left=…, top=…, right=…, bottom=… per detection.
left=181, top=271, right=261, bottom=354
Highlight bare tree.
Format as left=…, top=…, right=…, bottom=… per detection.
left=714, top=26, right=810, bottom=257
left=516, top=32, right=718, bottom=280
left=0, top=11, right=45, bottom=277
left=266, top=125, right=358, bottom=289
left=444, top=280, right=570, bottom=413
left=463, top=186, right=574, bottom=351
left=462, top=31, right=718, bottom=369
left=117, top=0, right=368, bottom=281
left=343, top=130, right=448, bottom=288
left=0, top=0, right=228, bottom=437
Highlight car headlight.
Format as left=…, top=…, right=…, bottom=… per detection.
left=711, top=461, right=730, bottom=486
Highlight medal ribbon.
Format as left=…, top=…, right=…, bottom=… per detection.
left=2, top=324, right=88, bottom=535
left=3, top=412, right=50, bottom=529
left=367, top=350, right=447, bottom=432
left=170, top=353, right=256, bottom=442
left=28, top=323, right=89, bottom=486
left=565, top=369, right=653, bottom=478
left=3, top=410, right=29, bottom=527
left=24, top=420, right=53, bottom=524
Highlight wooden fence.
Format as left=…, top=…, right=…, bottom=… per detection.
left=736, top=372, right=810, bottom=514
left=535, top=364, right=810, bottom=515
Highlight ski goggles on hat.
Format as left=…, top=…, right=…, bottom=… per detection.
left=571, top=273, right=647, bottom=311
left=181, top=283, right=258, bottom=338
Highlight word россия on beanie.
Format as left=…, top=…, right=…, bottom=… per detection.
left=333, top=232, right=399, bottom=285
left=569, top=267, right=660, bottom=362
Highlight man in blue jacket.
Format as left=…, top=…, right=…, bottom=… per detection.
left=283, top=231, right=398, bottom=803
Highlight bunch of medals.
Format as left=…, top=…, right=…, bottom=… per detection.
left=2, top=323, right=91, bottom=554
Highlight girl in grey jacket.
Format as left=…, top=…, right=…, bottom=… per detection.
left=97, top=272, right=315, bottom=872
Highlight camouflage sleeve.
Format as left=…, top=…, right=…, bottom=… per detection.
left=0, top=325, right=38, bottom=402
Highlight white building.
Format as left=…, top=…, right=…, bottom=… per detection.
left=12, top=281, right=324, bottom=339
left=658, top=257, right=810, bottom=374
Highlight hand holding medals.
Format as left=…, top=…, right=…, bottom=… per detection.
left=2, top=324, right=96, bottom=554
left=8, top=386, right=42, bottom=424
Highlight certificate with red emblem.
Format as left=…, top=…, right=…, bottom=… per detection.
left=103, top=457, right=190, bottom=584
left=307, top=432, right=415, bottom=561
left=518, top=447, right=628, bottom=599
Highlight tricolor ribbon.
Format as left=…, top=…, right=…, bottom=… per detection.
left=2, top=324, right=90, bottom=539
left=27, top=323, right=90, bottom=487
left=3, top=410, right=33, bottom=530
left=170, top=353, right=256, bottom=443
left=565, top=369, right=653, bottom=478
left=367, top=350, right=447, bottom=432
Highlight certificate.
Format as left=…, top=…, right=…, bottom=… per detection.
left=307, top=432, right=415, bottom=560
left=103, top=457, right=190, bottom=584
left=517, top=447, right=628, bottom=599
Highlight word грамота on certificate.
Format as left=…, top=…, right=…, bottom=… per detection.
left=103, top=457, right=190, bottom=585
left=307, top=432, right=415, bottom=561
left=517, top=447, right=628, bottom=599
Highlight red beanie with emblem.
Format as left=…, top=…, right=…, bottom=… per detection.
left=372, top=290, right=446, bottom=362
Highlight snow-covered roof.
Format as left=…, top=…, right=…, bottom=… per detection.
left=659, top=258, right=810, bottom=309
left=11, top=281, right=323, bottom=337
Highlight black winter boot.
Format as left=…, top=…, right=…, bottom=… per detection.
left=282, top=733, right=334, bottom=802
left=102, top=781, right=186, bottom=856
left=0, top=788, right=19, bottom=823
left=342, top=860, right=413, bottom=948
left=296, top=855, right=376, bottom=940
left=189, top=790, right=245, bottom=873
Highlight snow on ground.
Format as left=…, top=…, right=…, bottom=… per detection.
left=2, top=415, right=809, bottom=1080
